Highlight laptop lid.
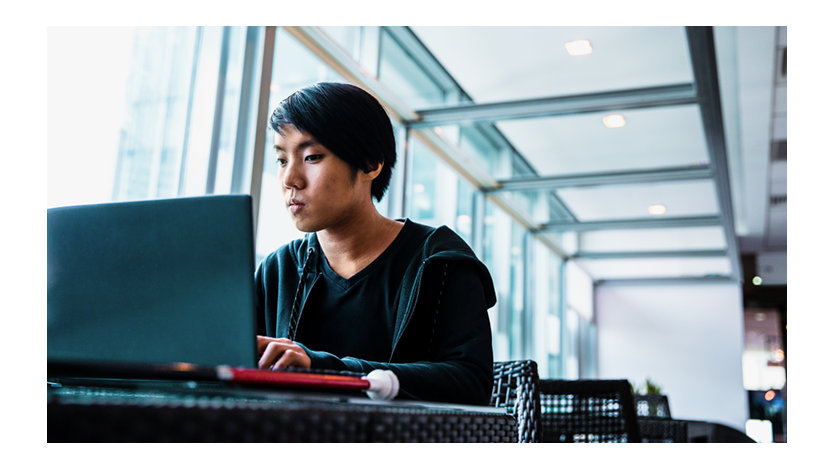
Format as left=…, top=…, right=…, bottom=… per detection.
left=47, top=195, right=258, bottom=369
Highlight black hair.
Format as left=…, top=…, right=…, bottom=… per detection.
left=269, top=82, right=396, bottom=202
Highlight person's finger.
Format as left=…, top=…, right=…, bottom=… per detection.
left=258, top=341, right=290, bottom=369
left=272, top=349, right=310, bottom=370
left=257, top=336, right=293, bottom=355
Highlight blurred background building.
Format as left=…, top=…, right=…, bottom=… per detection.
left=47, top=25, right=787, bottom=441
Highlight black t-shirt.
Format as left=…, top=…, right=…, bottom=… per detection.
left=295, top=219, right=425, bottom=362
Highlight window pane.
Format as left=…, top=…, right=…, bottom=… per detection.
left=48, top=26, right=259, bottom=207
left=482, top=201, right=532, bottom=360
left=319, top=26, right=361, bottom=59
left=458, top=124, right=506, bottom=177
left=404, top=137, right=459, bottom=229
left=483, top=201, right=510, bottom=360
left=533, top=239, right=563, bottom=377
left=508, top=221, right=526, bottom=359
left=49, top=27, right=136, bottom=207
left=378, top=29, right=447, bottom=109
left=454, top=179, right=475, bottom=246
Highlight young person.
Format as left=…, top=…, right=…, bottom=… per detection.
left=254, top=82, right=495, bottom=405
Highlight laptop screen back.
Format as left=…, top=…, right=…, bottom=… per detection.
left=47, top=195, right=258, bottom=368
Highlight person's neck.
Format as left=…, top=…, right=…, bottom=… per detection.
left=315, top=207, right=404, bottom=279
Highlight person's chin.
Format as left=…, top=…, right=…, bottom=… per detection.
left=291, top=216, right=319, bottom=233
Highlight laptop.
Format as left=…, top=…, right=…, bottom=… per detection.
left=47, top=195, right=258, bottom=370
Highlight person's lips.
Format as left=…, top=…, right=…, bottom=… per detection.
left=287, top=199, right=306, bottom=214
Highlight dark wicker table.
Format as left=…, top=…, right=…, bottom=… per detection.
left=47, top=378, right=517, bottom=443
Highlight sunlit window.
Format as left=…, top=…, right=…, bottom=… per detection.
left=48, top=26, right=261, bottom=208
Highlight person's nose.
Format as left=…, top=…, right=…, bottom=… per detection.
left=281, top=158, right=305, bottom=191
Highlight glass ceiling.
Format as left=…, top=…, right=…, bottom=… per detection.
left=402, top=26, right=740, bottom=283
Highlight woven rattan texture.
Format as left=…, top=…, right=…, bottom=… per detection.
left=539, top=379, right=641, bottom=443
left=638, top=418, right=687, bottom=443
left=489, top=360, right=542, bottom=443
left=634, top=394, right=672, bottom=418
left=47, top=387, right=517, bottom=442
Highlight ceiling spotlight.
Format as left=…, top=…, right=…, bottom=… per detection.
left=565, top=39, right=593, bottom=56
left=648, top=204, right=667, bottom=216
left=603, top=114, right=626, bottom=128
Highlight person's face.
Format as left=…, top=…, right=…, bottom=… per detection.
left=273, top=125, right=373, bottom=233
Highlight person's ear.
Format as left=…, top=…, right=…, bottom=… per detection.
left=363, top=161, right=384, bottom=181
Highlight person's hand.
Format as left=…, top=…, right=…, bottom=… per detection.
left=257, top=335, right=312, bottom=370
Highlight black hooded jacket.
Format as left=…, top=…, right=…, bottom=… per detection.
left=254, top=220, right=496, bottom=405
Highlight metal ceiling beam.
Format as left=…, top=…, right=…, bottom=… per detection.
left=537, top=215, right=722, bottom=233
left=487, top=165, right=713, bottom=192
left=573, top=249, right=727, bottom=259
left=406, top=83, right=697, bottom=127
left=686, top=26, right=743, bottom=284
left=594, top=275, right=735, bottom=286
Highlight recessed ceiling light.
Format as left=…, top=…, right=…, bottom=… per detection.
left=565, top=39, right=592, bottom=56
left=648, top=204, right=666, bottom=215
left=603, top=114, right=626, bottom=128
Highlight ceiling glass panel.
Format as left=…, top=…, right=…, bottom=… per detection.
left=502, top=178, right=719, bottom=225
left=575, top=257, right=732, bottom=279
left=412, top=26, right=693, bottom=102
left=495, top=104, right=709, bottom=176
left=556, top=179, right=719, bottom=221
left=580, top=226, right=727, bottom=252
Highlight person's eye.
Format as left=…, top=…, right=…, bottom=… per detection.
left=275, top=157, right=287, bottom=166
left=305, top=154, right=323, bottom=163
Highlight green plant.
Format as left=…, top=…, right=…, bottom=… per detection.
left=645, top=378, right=662, bottom=395
left=632, top=378, right=663, bottom=395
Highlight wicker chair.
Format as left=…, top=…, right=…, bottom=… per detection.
left=633, top=394, right=688, bottom=443
left=637, top=418, right=688, bottom=443
left=539, top=379, right=641, bottom=443
left=490, top=360, right=542, bottom=443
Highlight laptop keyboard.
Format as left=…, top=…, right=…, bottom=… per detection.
left=281, top=366, right=365, bottom=377
left=48, top=367, right=369, bottom=407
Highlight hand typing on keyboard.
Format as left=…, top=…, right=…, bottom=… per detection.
left=257, top=336, right=312, bottom=371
